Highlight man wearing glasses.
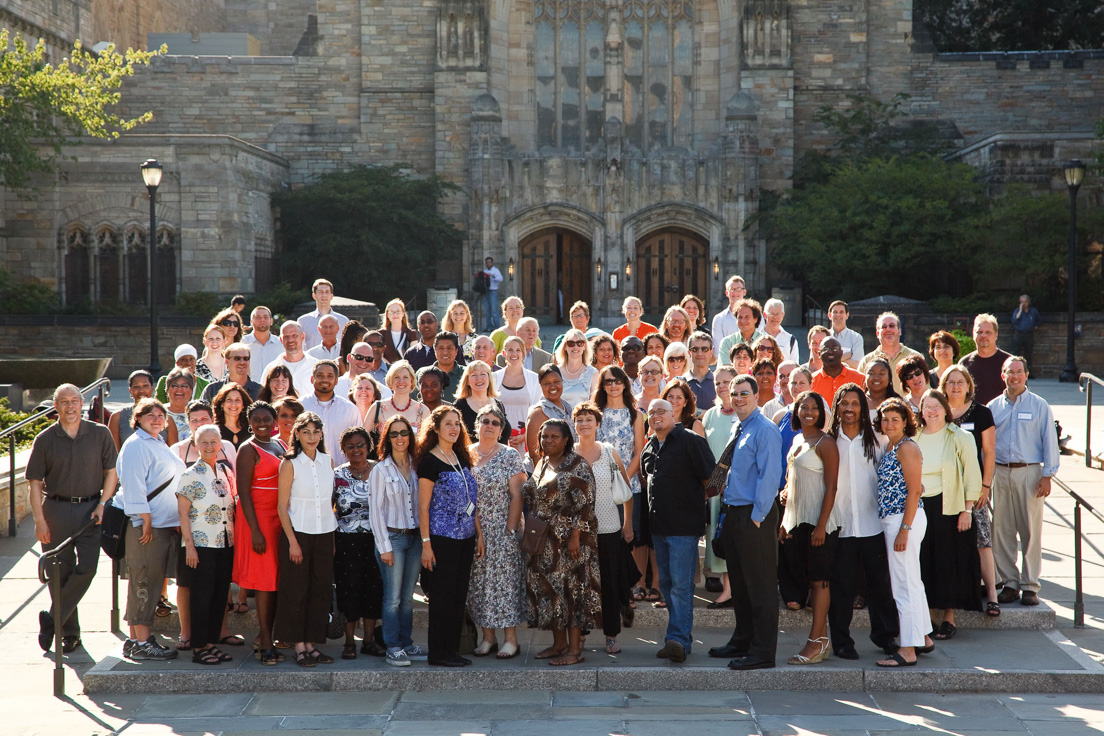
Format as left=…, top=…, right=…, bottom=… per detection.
left=335, top=342, right=393, bottom=400
left=362, top=330, right=392, bottom=384
left=201, top=343, right=262, bottom=402
left=857, top=312, right=921, bottom=395
left=709, top=374, right=783, bottom=670
left=685, top=332, right=716, bottom=410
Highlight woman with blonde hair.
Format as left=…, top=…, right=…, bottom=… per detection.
left=635, top=355, right=665, bottom=412
left=454, top=360, right=512, bottom=443
left=442, top=299, right=479, bottom=363
left=662, top=341, right=690, bottom=382
left=364, top=360, right=427, bottom=434
left=659, top=305, right=692, bottom=345
left=379, top=299, right=418, bottom=365
left=555, top=328, right=598, bottom=407
left=196, top=324, right=229, bottom=383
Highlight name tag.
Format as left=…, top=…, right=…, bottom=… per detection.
left=464, top=501, right=476, bottom=517
left=1017, top=412, right=1032, bottom=421
left=961, top=423, right=974, bottom=431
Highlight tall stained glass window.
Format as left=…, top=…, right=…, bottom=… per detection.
left=535, top=0, right=607, bottom=150
left=623, top=0, right=693, bottom=150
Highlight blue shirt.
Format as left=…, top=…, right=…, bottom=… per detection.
left=115, top=429, right=186, bottom=528
left=1011, top=307, right=1041, bottom=334
left=988, top=389, right=1060, bottom=477
left=776, top=409, right=801, bottom=491
left=686, top=371, right=717, bottom=413
left=418, top=453, right=478, bottom=539
left=723, top=408, right=783, bottom=523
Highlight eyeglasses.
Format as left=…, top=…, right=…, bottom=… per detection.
left=733, top=390, right=754, bottom=398
left=689, top=346, right=711, bottom=353
left=219, top=319, right=240, bottom=328
left=602, top=378, right=622, bottom=386
left=367, top=341, right=385, bottom=349
left=565, top=340, right=586, bottom=348
left=167, top=382, right=191, bottom=390
left=349, top=353, right=372, bottom=362
left=640, top=369, right=662, bottom=376
left=668, top=356, right=686, bottom=362
left=388, top=429, right=411, bottom=438
left=229, top=355, right=250, bottom=362
left=479, top=417, right=502, bottom=427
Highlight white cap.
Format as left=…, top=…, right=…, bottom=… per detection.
left=174, top=344, right=198, bottom=361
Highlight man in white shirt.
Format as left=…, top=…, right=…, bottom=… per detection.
left=300, top=361, right=362, bottom=466
left=481, top=257, right=504, bottom=332
left=828, top=301, right=864, bottom=369
left=298, top=279, right=348, bottom=351
left=762, top=298, right=801, bottom=363
left=243, top=306, right=283, bottom=383
left=265, top=321, right=319, bottom=393
left=710, top=275, right=747, bottom=346
left=828, top=385, right=899, bottom=659
left=335, top=342, right=393, bottom=400
left=306, top=314, right=342, bottom=361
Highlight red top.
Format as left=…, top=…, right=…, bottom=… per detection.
left=810, top=366, right=867, bottom=407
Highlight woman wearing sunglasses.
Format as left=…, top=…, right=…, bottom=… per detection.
left=554, top=328, right=598, bottom=408
left=213, top=308, right=244, bottom=344
left=896, top=356, right=931, bottom=418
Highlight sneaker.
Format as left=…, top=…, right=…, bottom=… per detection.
left=404, top=644, right=428, bottom=661
left=386, top=649, right=411, bottom=667
left=129, top=637, right=179, bottom=661
left=122, top=639, right=137, bottom=659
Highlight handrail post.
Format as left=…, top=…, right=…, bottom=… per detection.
left=1074, top=501, right=1084, bottom=629
left=8, top=435, right=15, bottom=537
left=111, top=558, right=120, bottom=633
left=1086, top=381, right=1094, bottom=469
left=50, top=555, right=66, bottom=696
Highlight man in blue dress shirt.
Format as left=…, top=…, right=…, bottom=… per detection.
left=708, top=374, right=783, bottom=670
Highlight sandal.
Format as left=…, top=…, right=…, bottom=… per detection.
left=473, top=640, right=499, bottom=657
left=853, top=595, right=866, bottom=610
left=210, top=646, right=233, bottom=662
left=342, top=643, right=357, bottom=660
left=219, top=634, right=245, bottom=646
left=987, top=601, right=1001, bottom=617
left=605, top=637, right=621, bottom=654
left=549, top=651, right=585, bottom=666
left=933, top=621, right=957, bottom=640
left=230, top=602, right=249, bottom=615
left=155, top=596, right=173, bottom=617
left=308, top=648, right=334, bottom=664
left=192, top=647, right=221, bottom=665
left=295, top=650, right=316, bottom=668
left=360, top=641, right=386, bottom=657
left=175, top=638, right=192, bottom=651
left=631, top=586, right=646, bottom=602
left=876, top=652, right=917, bottom=667
left=260, top=648, right=281, bottom=666
left=535, top=646, right=567, bottom=660
left=644, top=588, right=661, bottom=602
left=496, top=642, right=520, bottom=659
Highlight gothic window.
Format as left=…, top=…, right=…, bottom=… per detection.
left=94, top=226, right=122, bottom=303
left=63, top=227, right=91, bottom=307
left=623, top=0, right=693, bottom=149
left=126, top=228, right=148, bottom=306
left=155, top=227, right=177, bottom=305
left=534, top=0, right=606, bottom=150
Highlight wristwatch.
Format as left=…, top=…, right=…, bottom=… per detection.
left=900, top=522, right=912, bottom=531
left=421, top=537, right=431, bottom=543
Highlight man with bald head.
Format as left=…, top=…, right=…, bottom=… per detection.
left=471, top=334, right=502, bottom=371
left=335, top=341, right=393, bottom=399
left=27, top=384, right=119, bottom=652
left=265, top=321, right=319, bottom=392
left=810, top=337, right=866, bottom=406
left=306, top=313, right=342, bottom=361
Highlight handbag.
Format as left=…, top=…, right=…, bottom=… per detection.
left=609, top=450, right=633, bottom=505
left=711, top=507, right=726, bottom=560
left=704, top=423, right=742, bottom=499
left=100, top=477, right=174, bottom=560
left=520, top=514, right=550, bottom=555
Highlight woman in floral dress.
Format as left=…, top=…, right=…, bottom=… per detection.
left=467, top=404, right=527, bottom=659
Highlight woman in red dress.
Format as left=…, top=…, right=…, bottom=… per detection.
left=234, top=400, right=287, bottom=665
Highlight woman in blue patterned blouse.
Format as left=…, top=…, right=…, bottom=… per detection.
left=417, top=405, right=484, bottom=667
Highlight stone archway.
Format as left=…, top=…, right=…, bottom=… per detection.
left=518, top=228, right=593, bottom=322
left=635, top=228, right=709, bottom=321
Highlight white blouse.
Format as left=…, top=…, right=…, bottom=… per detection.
left=286, top=452, right=338, bottom=534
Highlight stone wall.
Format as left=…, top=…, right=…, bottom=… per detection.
left=223, top=0, right=317, bottom=56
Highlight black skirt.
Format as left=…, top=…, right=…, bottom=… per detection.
left=920, top=493, right=982, bottom=611
left=334, top=531, right=383, bottom=620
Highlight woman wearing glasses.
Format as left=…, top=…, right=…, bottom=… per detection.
left=467, top=404, right=527, bottom=659
left=368, top=416, right=427, bottom=666
left=896, top=356, right=931, bottom=417
left=213, top=308, right=244, bottom=344
left=555, top=328, right=598, bottom=408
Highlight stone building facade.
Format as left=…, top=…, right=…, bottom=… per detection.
left=1, top=0, right=1101, bottom=322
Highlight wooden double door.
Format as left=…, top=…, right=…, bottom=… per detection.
left=636, top=229, right=709, bottom=320
left=519, top=229, right=593, bottom=322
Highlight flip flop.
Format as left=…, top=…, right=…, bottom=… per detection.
left=219, top=634, right=245, bottom=646
left=535, top=646, right=567, bottom=660
left=549, top=652, right=585, bottom=666
left=876, top=652, right=917, bottom=667
left=175, top=638, right=192, bottom=651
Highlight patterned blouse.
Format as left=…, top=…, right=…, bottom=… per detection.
left=875, top=438, right=923, bottom=519
left=175, top=459, right=235, bottom=548
left=418, top=452, right=479, bottom=540
left=333, top=463, right=376, bottom=534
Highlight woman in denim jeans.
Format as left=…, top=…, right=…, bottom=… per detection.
left=367, top=415, right=426, bottom=666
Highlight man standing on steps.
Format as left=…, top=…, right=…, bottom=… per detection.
left=479, top=257, right=504, bottom=332
left=300, top=360, right=362, bottom=465
left=201, top=343, right=262, bottom=402
left=404, top=311, right=440, bottom=372
left=989, top=356, right=1059, bottom=608
left=27, top=384, right=119, bottom=653
left=811, top=338, right=866, bottom=406
left=857, top=312, right=921, bottom=395
left=243, top=306, right=283, bottom=383
left=306, top=314, right=343, bottom=361
left=710, top=374, right=783, bottom=670
left=265, top=321, right=319, bottom=393
left=298, top=278, right=348, bottom=351
left=960, top=313, right=1012, bottom=406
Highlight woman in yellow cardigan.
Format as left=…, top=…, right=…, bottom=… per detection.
left=915, top=389, right=983, bottom=640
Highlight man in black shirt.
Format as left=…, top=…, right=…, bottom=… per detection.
left=640, top=399, right=716, bottom=663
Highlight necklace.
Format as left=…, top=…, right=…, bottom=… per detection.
left=391, top=395, right=412, bottom=412
left=562, top=362, right=586, bottom=379
left=349, top=464, right=370, bottom=480
left=720, top=405, right=736, bottom=415
left=476, top=444, right=498, bottom=459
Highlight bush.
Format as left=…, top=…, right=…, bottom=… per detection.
left=950, top=329, right=976, bottom=358
left=249, top=283, right=310, bottom=323
left=0, top=269, right=60, bottom=314
left=0, top=398, right=53, bottom=456
left=174, top=291, right=222, bottom=319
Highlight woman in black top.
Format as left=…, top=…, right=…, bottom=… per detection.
left=213, top=384, right=252, bottom=449
left=453, top=361, right=511, bottom=443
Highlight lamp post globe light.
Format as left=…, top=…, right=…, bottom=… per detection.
left=141, top=159, right=163, bottom=377
left=1059, top=159, right=1085, bottom=384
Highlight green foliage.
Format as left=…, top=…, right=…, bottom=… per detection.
left=814, top=94, right=954, bottom=161
left=173, top=291, right=222, bottom=319
left=0, top=398, right=53, bottom=456
left=950, top=329, right=976, bottom=359
left=0, top=269, right=59, bottom=314
left=916, top=0, right=1104, bottom=52
left=272, top=165, right=463, bottom=307
left=768, top=155, right=988, bottom=302
left=0, top=31, right=162, bottom=190
left=248, top=283, right=310, bottom=323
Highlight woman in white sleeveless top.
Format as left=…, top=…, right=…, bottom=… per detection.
left=274, top=411, right=338, bottom=667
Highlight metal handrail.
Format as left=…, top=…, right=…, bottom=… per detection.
left=1079, top=372, right=1104, bottom=469
left=1052, top=475, right=1104, bottom=629
left=37, top=517, right=99, bottom=697
left=3, top=377, right=111, bottom=537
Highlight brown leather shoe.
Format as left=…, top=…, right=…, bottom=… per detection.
left=997, top=587, right=1020, bottom=604
left=1020, top=590, right=1040, bottom=606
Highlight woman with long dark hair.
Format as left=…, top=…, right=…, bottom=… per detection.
left=258, top=364, right=297, bottom=404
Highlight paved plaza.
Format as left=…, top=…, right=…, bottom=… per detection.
left=2, top=378, right=1102, bottom=734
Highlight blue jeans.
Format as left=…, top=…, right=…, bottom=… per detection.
left=483, top=290, right=500, bottom=331
left=653, top=534, right=698, bottom=652
left=375, top=531, right=422, bottom=652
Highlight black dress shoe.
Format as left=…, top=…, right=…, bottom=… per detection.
left=997, top=587, right=1020, bottom=604
left=457, top=655, right=473, bottom=665
left=38, top=610, right=54, bottom=652
left=709, top=643, right=748, bottom=659
left=429, top=655, right=467, bottom=667
left=835, top=647, right=859, bottom=660
left=728, top=655, right=775, bottom=670
left=704, top=577, right=723, bottom=593
left=61, top=635, right=82, bottom=654
left=707, top=598, right=734, bottom=609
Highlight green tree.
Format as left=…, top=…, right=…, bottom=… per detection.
left=272, top=165, right=463, bottom=307
left=0, top=31, right=161, bottom=189
left=916, top=0, right=1104, bottom=52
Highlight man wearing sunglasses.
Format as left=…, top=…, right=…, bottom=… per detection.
left=685, top=332, right=716, bottom=410
left=201, top=343, right=262, bottom=403
left=335, top=342, right=393, bottom=400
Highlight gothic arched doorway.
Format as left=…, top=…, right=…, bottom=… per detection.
left=635, top=229, right=708, bottom=321
left=518, top=228, right=593, bottom=322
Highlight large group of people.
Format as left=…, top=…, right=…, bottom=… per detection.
left=27, top=276, right=1059, bottom=670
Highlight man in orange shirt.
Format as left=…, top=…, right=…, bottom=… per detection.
left=811, top=337, right=865, bottom=406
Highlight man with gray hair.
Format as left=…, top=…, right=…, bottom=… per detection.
left=27, top=384, right=119, bottom=652
left=265, top=321, right=319, bottom=392
left=762, top=298, right=801, bottom=363
left=960, top=313, right=1012, bottom=406
left=306, top=313, right=343, bottom=361
left=857, top=312, right=921, bottom=395
left=471, top=335, right=502, bottom=371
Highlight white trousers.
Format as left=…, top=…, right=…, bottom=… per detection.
left=881, top=510, right=930, bottom=648
left=992, top=464, right=1045, bottom=593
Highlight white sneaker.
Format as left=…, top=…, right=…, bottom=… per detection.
left=386, top=649, right=411, bottom=667
left=404, top=644, right=428, bottom=661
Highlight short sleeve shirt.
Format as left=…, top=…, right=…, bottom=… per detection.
left=26, top=420, right=118, bottom=497
left=417, top=453, right=478, bottom=539
left=176, top=460, right=235, bottom=548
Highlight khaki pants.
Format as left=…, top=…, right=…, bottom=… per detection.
left=124, top=525, right=177, bottom=627
left=992, top=464, right=1044, bottom=593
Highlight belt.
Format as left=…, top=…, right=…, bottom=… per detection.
left=996, top=462, right=1035, bottom=469
left=722, top=503, right=752, bottom=511
left=387, top=527, right=417, bottom=535
left=46, top=493, right=99, bottom=504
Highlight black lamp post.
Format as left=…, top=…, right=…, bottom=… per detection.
left=141, top=159, right=163, bottom=377
left=1059, top=160, right=1085, bottom=383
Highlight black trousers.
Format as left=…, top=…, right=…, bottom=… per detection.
left=421, top=534, right=475, bottom=659
left=597, top=532, right=634, bottom=637
left=41, top=498, right=101, bottom=635
left=189, top=546, right=234, bottom=650
left=274, top=530, right=334, bottom=644
left=722, top=502, right=780, bottom=663
left=828, top=533, right=900, bottom=653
